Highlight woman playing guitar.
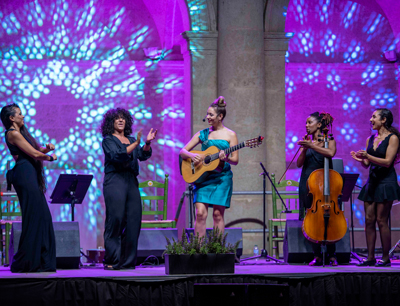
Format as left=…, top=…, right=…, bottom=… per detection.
left=179, top=97, right=239, bottom=237
left=297, top=111, right=338, bottom=266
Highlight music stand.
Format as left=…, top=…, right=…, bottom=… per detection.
left=50, top=174, right=93, bottom=222
left=340, top=173, right=361, bottom=262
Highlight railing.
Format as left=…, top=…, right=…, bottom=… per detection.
left=182, top=189, right=400, bottom=233
left=0, top=192, right=18, bottom=201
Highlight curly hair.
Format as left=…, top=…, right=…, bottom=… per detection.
left=376, top=108, right=400, bottom=163
left=209, top=96, right=227, bottom=120
left=0, top=103, right=47, bottom=193
left=310, top=111, right=335, bottom=133
left=100, top=108, right=133, bottom=137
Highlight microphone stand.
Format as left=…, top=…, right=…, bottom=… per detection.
left=260, top=162, right=292, bottom=215
left=241, top=163, right=286, bottom=264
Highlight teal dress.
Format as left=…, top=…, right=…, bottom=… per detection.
left=193, top=128, right=233, bottom=208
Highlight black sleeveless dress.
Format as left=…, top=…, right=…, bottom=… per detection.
left=298, top=148, right=333, bottom=220
left=5, top=129, right=56, bottom=272
left=358, top=134, right=400, bottom=202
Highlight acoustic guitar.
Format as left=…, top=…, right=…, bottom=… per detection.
left=180, top=136, right=264, bottom=183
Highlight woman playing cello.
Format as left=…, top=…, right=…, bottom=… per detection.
left=297, top=111, right=338, bottom=266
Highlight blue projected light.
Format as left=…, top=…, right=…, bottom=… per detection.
left=369, top=88, right=397, bottom=108
left=0, top=0, right=186, bottom=250
left=187, top=0, right=209, bottom=32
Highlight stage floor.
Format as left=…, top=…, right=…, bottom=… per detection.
left=1, top=258, right=399, bottom=281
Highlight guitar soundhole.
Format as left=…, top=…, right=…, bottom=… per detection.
left=204, top=156, right=211, bottom=165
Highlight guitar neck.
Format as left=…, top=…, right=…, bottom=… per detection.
left=209, top=142, right=246, bottom=162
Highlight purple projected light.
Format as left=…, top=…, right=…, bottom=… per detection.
left=0, top=0, right=187, bottom=251
left=285, top=0, right=399, bottom=226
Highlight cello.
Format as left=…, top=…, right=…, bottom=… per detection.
left=302, top=127, right=347, bottom=263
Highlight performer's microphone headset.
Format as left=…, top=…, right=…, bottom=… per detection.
left=202, top=115, right=207, bottom=122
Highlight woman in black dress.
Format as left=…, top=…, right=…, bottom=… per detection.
left=297, top=111, right=338, bottom=266
left=351, top=108, right=400, bottom=267
left=101, top=108, right=157, bottom=270
left=0, top=103, right=57, bottom=273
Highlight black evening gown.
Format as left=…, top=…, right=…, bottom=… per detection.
left=358, top=134, right=400, bottom=202
left=5, top=130, right=56, bottom=272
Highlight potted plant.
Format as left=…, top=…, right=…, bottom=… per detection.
left=163, top=227, right=240, bottom=275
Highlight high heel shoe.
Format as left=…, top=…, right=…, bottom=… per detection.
left=309, top=257, right=323, bottom=266
left=375, top=259, right=391, bottom=267
left=356, top=258, right=376, bottom=266
left=104, top=264, right=120, bottom=270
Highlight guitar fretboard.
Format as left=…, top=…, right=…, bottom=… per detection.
left=208, top=142, right=246, bottom=162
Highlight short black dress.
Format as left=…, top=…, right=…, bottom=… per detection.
left=358, top=134, right=400, bottom=202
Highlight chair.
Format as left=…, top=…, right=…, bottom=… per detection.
left=0, top=193, right=21, bottom=265
left=268, top=173, right=300, bottom=259
left=139, top=174, right=177, bottom=228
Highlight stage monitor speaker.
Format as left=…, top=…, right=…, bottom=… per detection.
left=193, top=283, right=289, bottom=306
left=137, top=228, right=178, bottom=258
left=10, top=221, right=80, bottom=269
left=283, top=220, right=350, bottom=263
left=185, top=227, right=243, bottom=258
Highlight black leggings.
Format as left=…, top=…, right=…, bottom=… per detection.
left=103, top=171, right=142, bottom=269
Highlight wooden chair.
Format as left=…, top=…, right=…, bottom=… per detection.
left=139, top=174, right=176, bottom=228
left=0, top=193, right=21, bottom=265
left=268, top=173, right=300, bottom=259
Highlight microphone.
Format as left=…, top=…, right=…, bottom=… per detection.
left=202, top=115, right=207, bottom=122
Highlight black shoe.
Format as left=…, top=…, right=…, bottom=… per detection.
left=375, top=259, right=391, bottom=267
left=104, top=264, right=120, bottom=270
left=329, top=258, right=338, bottom=266
left=309, top=257, right=323, bottom=266
left=356, top=258, right=376, bottom=266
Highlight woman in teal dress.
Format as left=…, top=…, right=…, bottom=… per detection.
left=180, top=97, right=239, bottom=237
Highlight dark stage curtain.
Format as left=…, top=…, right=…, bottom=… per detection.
left=1, top=272, right=400, bottom=306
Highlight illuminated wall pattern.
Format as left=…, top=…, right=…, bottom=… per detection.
left=0, top=0, right=186, bottom=251
left=285, top=0, right=399, bottom=225
left=187, top=0, right=209, bottom=32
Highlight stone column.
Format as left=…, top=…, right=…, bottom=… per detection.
left=158, top=61, right=186, bottom=230
left=180, top=31, right=218, bottom=226
left=264, top=32, right=290, bottom=257
left=180, top=31, right=218, bottom=140
left=264, top=32, right=290, bottom=179
left=217, top=0, right=265, bottom=190
left=217, top=0, right=266, bottom=251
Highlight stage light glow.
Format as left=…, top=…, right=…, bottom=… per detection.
left=0, top=0, right=186, bottom=250
left=285, top=0, right=399, bottom=227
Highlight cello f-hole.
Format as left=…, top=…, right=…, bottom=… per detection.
left=311, top=199, right=320, bottom=213
left=332, top=201, right=340, bottom=215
